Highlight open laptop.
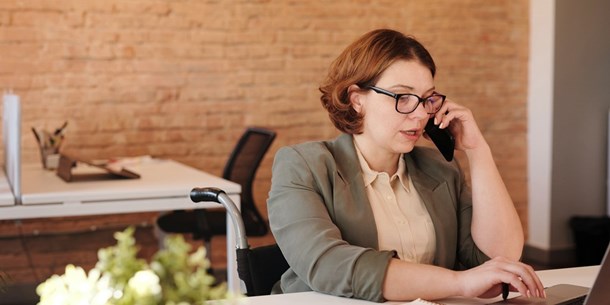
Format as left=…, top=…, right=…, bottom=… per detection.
left=493, top=244, right=610, bottom=305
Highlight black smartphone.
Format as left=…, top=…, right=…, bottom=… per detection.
left=424, top=118, right=455, bottom=162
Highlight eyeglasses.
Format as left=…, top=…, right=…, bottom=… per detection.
left=366, top=86, right=446, bottom=114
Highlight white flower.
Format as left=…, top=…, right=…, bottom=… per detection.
left=35, top=228, right=231, bottom=305
left=127, top=270, right=161, bottom=298
left=36, top=265, right=114, bottom=305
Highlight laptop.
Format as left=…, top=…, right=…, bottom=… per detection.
left=493, top=245, right=610, bottom=305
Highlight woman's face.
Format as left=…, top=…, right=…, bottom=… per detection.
left=352, top=59, right=435, bottom=155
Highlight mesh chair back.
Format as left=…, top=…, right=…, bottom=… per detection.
left=222, top=127, right=276, bottom=236
left=222, top=127, right=275, bottom=187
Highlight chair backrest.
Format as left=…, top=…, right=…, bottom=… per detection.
left=191, top=187, right=289, bottom=296
left=222, top=127, right=276, bottom=236
left=222, top=127, right=276, bottom=186
left=237, top=244, right=289, bottom=296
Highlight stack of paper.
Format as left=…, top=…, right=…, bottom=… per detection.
left=401, top=298, right=441, bottom=305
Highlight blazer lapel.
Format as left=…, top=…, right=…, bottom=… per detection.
left=405, top=154, right=458, bottom=269
left=328, top=134, right=379, bottom=249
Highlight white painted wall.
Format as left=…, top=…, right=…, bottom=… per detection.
left=528, top=0, right=610, bottom=253
left=527, top=0, right=555, bottom=250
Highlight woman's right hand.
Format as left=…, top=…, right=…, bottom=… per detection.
left=456, top=256, right=545, bottom=299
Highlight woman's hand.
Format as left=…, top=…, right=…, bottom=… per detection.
left=431, top=100, right=486, bottom=153
left=456, top=257, right=545, bottom=299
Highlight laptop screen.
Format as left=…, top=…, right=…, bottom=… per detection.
left=582, top=244, right=610, bottom=304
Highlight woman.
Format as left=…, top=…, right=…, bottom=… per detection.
left=267, top=29, right=544, bottom=302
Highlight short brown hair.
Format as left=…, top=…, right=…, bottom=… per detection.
left=319, top=29, right=436, bottom=134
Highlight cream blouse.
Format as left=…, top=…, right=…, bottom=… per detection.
left=354, top=144, right=436, bottom=263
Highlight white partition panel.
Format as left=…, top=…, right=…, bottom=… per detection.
left=2, top=91, right=21, bottom=205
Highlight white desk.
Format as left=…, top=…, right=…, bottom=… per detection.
left=215, top=266, right=600, bottom=305
left=0, top=159, right=242, bottom=292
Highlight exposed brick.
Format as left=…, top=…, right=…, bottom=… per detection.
left=0, top=0, right=530, bottom=286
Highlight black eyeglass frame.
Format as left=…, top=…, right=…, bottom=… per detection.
left=366, top=85, right=447, bottom=115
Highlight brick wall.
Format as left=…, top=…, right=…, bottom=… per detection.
left=0, top=0, right=529, bottom=285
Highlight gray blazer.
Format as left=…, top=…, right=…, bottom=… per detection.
left=267, top=133, right=489, bottom=302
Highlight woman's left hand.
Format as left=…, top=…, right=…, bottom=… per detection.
left=431, top=100, right=486, bottom=152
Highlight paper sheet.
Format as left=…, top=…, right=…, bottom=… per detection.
left=399, top=298, right=441, bottom=305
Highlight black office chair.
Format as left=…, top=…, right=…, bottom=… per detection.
left=190, top=187, right=289, bottom=296
left=156, top=127, right=276, bottom=268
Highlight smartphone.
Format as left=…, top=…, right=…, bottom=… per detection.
left=424, top=118, right=455, bottom=162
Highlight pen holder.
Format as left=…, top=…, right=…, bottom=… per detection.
left=32, top=121, right=68, bottom=170
left=40, top=147, right=60, bottom=170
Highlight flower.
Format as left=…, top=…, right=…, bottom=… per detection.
left=36, top=265, right=115, bottom=305
left=127, top=270, right=161, bottom=298
left=36, top=227, right=235, bottom=305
